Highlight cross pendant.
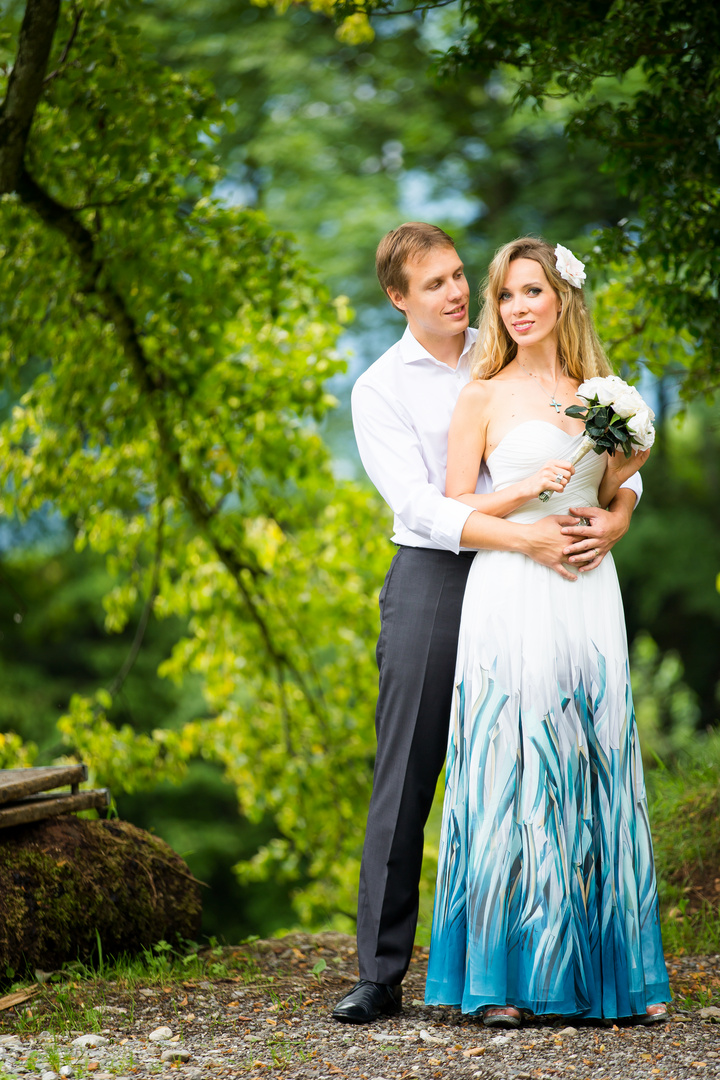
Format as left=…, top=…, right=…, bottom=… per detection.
left=549, top=398, right=562, bottom=414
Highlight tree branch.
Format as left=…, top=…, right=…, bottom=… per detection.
left=106, top=501, right=165, bottom=700
left=0, top=0, right=61, bottom=192
left=14, top=166, right=329, bottom=730
left=43, top=4, right=83, bottom=85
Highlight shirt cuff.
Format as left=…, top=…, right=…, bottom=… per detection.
left=619, top=470, right=642, bottom=507
left=430, top=499, right=477, bottom=554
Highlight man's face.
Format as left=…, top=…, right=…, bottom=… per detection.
left=388, top=246, right=470, bottom=343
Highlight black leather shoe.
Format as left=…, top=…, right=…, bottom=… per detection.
left=331, top=980, right=402, bottom=1024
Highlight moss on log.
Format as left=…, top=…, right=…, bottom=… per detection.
left=0, top=816, right=202, bottom=972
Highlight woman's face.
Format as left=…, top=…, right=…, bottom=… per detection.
left=498, top=258, right=561, bottom=348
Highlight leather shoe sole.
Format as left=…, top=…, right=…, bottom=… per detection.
left=332, top=980, right=402, bottom=1024
left=482, top=1006, right=522, bottom=1029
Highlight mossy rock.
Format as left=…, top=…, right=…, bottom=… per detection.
left=0, top=816, right=202, bottom=973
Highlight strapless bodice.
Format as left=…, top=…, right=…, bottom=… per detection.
left=487, top=420, right=606, bottom=523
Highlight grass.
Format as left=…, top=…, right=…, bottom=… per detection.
left=647, top=736, right=720, bottom=958
left=0, top=938, right=267, bottom=1037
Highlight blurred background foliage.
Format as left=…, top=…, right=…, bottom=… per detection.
left=0, top=0, right=717, bottom=944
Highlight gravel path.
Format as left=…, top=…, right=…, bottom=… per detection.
left=1, top=933, right=719, bottom=1079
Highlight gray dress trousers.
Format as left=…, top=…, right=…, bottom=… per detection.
left=356, top=544, right=475, bottom=986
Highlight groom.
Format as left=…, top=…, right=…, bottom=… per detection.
left=331, top=223, right=641, bottom=1024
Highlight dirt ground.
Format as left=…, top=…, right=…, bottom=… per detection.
left=2, top=932, right=720, bottom=1079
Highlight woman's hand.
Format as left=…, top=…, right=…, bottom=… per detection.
left=521, top=459, right=575, bottom=501
left=598, top=446, right=651, bottom=507
left=605, top=447, right=651, bottom=485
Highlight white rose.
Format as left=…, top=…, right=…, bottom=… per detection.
left=626, top=408, right=656, bottom=450
left=576, top=377, right=604, bottom=404
left=555, top=244, right=587, bottom=289
left=577, top=375, right=620, bottom=406
left=611, top=387, right=643, bottom=418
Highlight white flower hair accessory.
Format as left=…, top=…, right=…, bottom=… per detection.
left=555, top=244, right=586, bottom=289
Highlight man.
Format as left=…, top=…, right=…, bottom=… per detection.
left=331, top=223, right=641, bottom=1024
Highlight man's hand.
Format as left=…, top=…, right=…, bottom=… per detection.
left=523, top=515, right=581, bottom=582
left=560, top=491, right=634, bottom=572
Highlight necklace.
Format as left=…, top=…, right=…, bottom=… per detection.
left=516, top=358, right=563, bottom=413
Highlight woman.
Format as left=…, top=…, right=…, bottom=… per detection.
left=424, top=237, right=670, bottom=1027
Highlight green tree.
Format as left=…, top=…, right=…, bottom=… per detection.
left=309, top=0, right=720, bottom=393
left=0, top=0, right=388, bottom=924
left=140, top=0, right=631, bottom=320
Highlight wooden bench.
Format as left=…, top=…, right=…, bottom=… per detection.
left=0, top=765, right=110, bottom=829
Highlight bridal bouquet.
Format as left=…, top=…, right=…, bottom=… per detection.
left=538, top=375, right=655, bottom=502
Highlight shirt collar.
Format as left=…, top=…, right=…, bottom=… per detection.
left=400, top=325, right=477, bottom=367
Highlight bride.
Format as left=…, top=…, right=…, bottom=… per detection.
left=424, top=237, right=670, bottom=1026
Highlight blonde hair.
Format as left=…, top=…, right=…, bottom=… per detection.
left=470, top=236, right=611, bottom=381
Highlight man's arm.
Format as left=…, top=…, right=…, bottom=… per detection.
left=352, top=380, right=580, bottom=580
left=352, top=380, right=475, bottom=552
left=460, top=511, right=580, bottom=582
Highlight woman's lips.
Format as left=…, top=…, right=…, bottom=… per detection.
left=513, top=321, right=534, bottom=332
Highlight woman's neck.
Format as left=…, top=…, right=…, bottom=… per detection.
left=514, top=338, right=561, bottom=379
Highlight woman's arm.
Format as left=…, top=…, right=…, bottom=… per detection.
left=597, top=447, right=651, bottom=507
left=446, top=384, right=574, bottom=517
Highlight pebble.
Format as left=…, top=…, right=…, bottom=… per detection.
left=70, top=1035, right=108, bottom=1049
left=419, top=1028, right=447, bottom=1044
left=160, top=1048, right=191, bottom=1062
left=41, top=1072, right=58, bottom=1080
left=699, top=1006, right=720, bottom=1021
left=557, top=1025, right=579, bottom=1035
left=59, top=1070, right=74, bottom=1078
left=148, top=1026, right=173, bottom=1041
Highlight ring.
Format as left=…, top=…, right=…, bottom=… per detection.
left=593, top=548, right=600, bottom=557
left=555, top=473, right=564, bottom=483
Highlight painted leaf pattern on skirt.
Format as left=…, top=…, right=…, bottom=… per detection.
left=426, top=422, right=670, bottom=1018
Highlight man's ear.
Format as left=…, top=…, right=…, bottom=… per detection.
left=386, top=287, right=407, bottom=312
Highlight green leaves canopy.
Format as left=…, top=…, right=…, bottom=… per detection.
left=0, top=0, right=387, bottom=921
left=311, top=0, right=720, bottom=393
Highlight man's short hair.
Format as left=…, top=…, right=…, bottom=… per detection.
left=376, top=222, right=456, bottom=304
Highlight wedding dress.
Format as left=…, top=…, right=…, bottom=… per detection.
left=425, top=420, right=670, bottom=1018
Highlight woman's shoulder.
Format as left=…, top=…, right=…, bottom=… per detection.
left=458, top=373, right=515, bottom=411
left=457, top=377, right=497, bottom=407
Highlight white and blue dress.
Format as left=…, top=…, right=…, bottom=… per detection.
left=425, top=421, right=670, bottom=1019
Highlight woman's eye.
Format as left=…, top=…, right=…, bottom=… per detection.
left=527, top=287, right=541, bottom=295
left=499, top=292, right=510, bottom=301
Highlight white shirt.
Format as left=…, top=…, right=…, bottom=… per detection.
left=351, top=325, right=642, bottom=553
